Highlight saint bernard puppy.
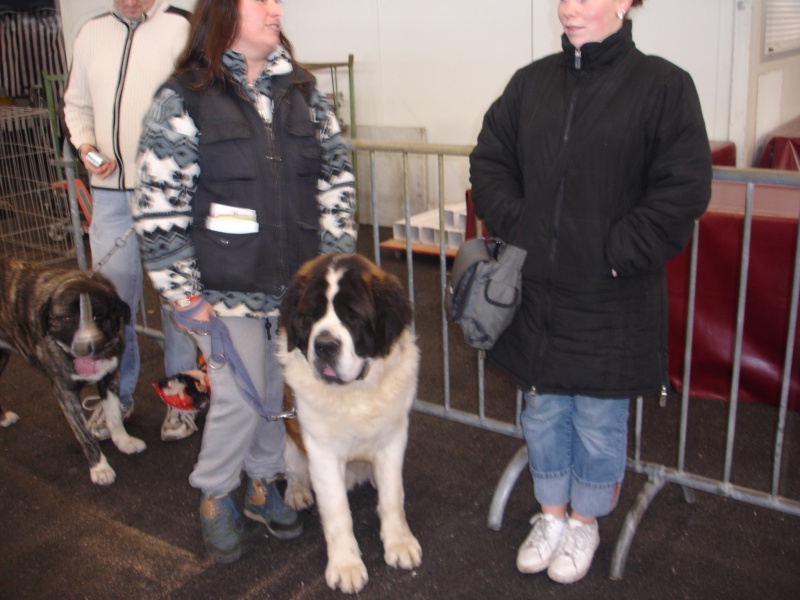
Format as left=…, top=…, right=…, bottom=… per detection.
left=0, top=257, right=145, bottom=485
left=277, top=253, right=421, bottom=594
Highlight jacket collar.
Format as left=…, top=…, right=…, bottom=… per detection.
left=111, top=0, right=165, bottom=26
left=561, top=19, right=634, bottom=71
left=222, top=47, right=294, bottom=96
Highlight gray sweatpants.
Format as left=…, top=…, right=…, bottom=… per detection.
left=188, top=315, right=286, bottom=495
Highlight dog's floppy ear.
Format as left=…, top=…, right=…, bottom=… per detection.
left=93, top=273, right=130, bottom=325
left=114, top=296, right=131, bottom=325
left=39, top=297, right=52, bottom=337
left=373, top=272, right=413, bottom=356
left=279, top=270, right=310, bottom=353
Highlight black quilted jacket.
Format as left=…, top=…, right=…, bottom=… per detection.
left=469, top=21, right=712, bottom=397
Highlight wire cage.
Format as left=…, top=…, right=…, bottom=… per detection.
left=0, top=106, right=75, bottom=264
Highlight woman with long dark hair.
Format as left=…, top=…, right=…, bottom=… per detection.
left=133, top=0, right=356, bottom=563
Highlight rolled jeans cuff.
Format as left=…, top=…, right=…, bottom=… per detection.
left=531, top=467, right=623, bottom=518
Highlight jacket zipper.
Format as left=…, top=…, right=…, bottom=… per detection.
left=248, top=80, right=288, bottom=287
left=657, top=275, right=669, bottom=407
left=248, top=83, right=282, bottom=178
left=112, top=18, right=136, bottom=189
left=575, top=48, right=582, bottom=70
left=534, top=85, right=580, bottom=376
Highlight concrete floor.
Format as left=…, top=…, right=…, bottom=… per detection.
left=1, top=229, right=799, bottom=599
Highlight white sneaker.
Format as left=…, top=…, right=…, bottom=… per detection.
left=547, top=518, right=600, bottom=584
left=160, top=405, right=199, bottom=442
left=516, top=512, right=567, bottom=573
left=86, top=402, right=134, bottom=441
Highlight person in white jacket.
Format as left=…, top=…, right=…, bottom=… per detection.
left=63, top=0, right=200, bottom=442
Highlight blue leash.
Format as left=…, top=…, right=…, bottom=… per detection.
left=172, top=309, right=295, bottom=421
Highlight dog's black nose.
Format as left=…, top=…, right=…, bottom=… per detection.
left=314, top=332, right=340, bottom=361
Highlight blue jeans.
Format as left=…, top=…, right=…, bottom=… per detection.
left=90, top=189, right=197, bottom=409
left=521, top=392, right=629, bottom=518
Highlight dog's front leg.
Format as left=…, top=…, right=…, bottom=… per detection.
left=373, top=432, right=422, bottom=570
left=283, top=435, right=314, bottom=510
left=97, top=379, right=146, bottom=455
left=52, top=381, right=116, bottom=485
left=306, top=446, right=368, bottom=594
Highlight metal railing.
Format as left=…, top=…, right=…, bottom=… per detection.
left=305, top=55, right=356, bottom=141
left=610, top=166, right=800, bottom=578
left=0, top=106, right=75, bottom=264
left=348, top=138, right=800, bottom=580
left=57, top=134, right=799, bottom=581
left=348, top=139, right=526, bottom=438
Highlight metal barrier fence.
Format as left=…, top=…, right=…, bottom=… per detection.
left=0, top=106, right=75, bottom=264
left=54, top=135, right=799, bottom=580
left=610, top=166, right=800, bottom=578
left=348, top=138, right=800, bottom=580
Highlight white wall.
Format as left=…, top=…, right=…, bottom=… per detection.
left=750, top=1, right=800, bottom=161
left=281, top=0, right=743, bottom=209
left=283, top=0, right=798, bottom=169
left=58, top=0, right=800, bottom=210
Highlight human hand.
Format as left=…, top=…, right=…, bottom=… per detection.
left=171, top=296, right=214, bottom=332
left=78, top=145, right=117, bottom=179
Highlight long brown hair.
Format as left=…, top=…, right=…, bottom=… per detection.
left=175, top=0, right=296, bottom=90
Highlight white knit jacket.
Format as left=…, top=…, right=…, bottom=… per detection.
left=63, top=0, right=189, bottom=190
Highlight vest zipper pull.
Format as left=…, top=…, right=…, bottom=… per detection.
left=575, top=48, right=582, bottom=70
left=265, top=318, right=272, bottom=340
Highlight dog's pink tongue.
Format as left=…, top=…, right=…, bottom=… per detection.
left=323, top=366, right=337, bottom=378
left=74, top=357, right=98, bottom=376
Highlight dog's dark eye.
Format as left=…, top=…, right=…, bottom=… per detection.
left=341, top=310, right=360, bottom=327
left=55, top=315, right=78, bottom=323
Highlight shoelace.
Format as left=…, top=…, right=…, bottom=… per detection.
left=81, top=395, right=102, bottom=411
left=559, top=523, right=594, bottom=558
left=524, top=514, right=560, bottom=549
left=207, top=497, right=241, bottom=537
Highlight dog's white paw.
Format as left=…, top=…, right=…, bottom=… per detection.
left=1, top=411, right=20, bottom=427
left=114, top=435, right=146, bottom=455
left=89, top=455, right=116, bottom=486
left=384, top=533, right=422, bottom=569
left=325, top=557, right=369, bottom=594
left=284, top=479, right=314, bottom=510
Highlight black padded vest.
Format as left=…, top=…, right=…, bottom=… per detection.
left=166, top=68, right=321, bottom=296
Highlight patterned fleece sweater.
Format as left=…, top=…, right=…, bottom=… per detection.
left=132, top=48, right=357, bottom=318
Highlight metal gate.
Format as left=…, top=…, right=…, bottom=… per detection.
left=0, top=106, right=77, bottom=264
left=348, top=138, right=800, bottom=580
left=49, top=133, right=799, bottom=581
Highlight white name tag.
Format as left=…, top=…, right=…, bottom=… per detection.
left=206, top=203, right=259, bottom=234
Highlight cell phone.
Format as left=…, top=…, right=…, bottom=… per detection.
left=85, top=150, right=110, bottom=168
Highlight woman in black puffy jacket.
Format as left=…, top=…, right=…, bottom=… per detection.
left=469, top=0, right=711, bottom=584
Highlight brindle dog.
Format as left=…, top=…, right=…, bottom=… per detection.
left=0, top=257, right=145, bottom=485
